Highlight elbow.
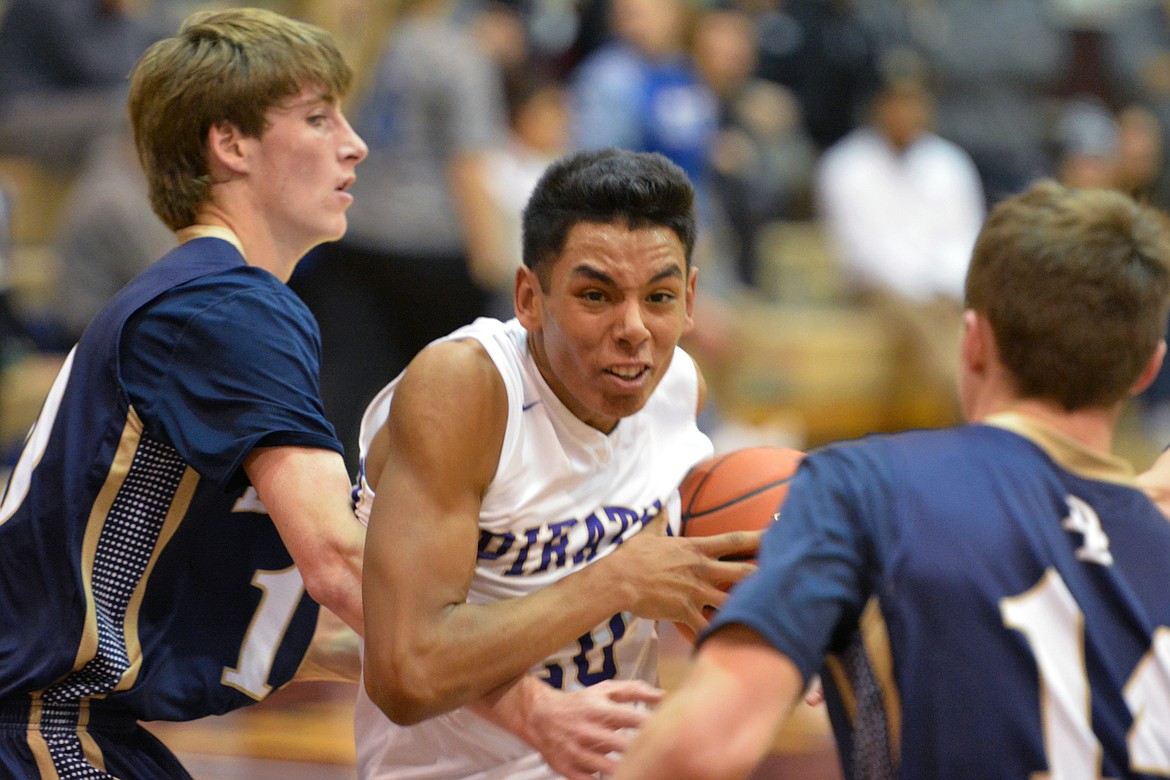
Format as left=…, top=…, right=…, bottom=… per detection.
left=362, top=648, right=462, bottom=726
left=364, top=676, right=429, bottom=726
left=300, top=557, right=362, bottom=633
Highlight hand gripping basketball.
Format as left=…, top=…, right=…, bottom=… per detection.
left=674, top=446, right=805, bottom=643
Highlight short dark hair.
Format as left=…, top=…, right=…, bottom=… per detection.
left=521, top=148, right=697, bottom=287
left=965, top=179, right=1170, bottom=409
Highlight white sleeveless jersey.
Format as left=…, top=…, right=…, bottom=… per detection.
left=352, top=317, right=713, bottom=779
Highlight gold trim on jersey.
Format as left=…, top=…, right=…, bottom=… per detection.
left=984, top=412, right=1136, bottom=486
left=77, top=702, right=104, bottom=772
left=73, top=409, right=199, bottom=690
left=26, top=696, right=60, bottom=779
left=73, top=412, right=144, bottom=673
left=121, top=458, right=198, bottom=691
left=177, top=224, right=246, bottom=258
left=824, top=597, right=901, bottom=774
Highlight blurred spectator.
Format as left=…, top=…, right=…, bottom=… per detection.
left=0, top=183, right=22, bottom=366
left=856, top=0, right=1070, bottom=205
left=48, top=130, right=176, bottom=346
left=1104, top=0, right=1170, bottom=119
left=1116, top=102, right=1170, bottom=211
left=482, top=67, right=572, bottom=317
left=0, top=0, right=166, bottom=174
left=817, top=69, right=984, bottom=308
left=1103, top=0, right=1170, bottom=216
left=466, top=0, right=533, bottom=73
left=692, top=5, right=817, bottom=291
left=747, top=0, right=881, bottom=152
left=290, top=0, right=508, bottom=472
left=1050, top=95, right=1121, bottom=189
left=568, top=0, right=719, bottom=193
left=815, top=67, right=984, bottom=417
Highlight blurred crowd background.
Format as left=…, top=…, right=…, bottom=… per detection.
left=4, top=0, right=1170, bottom=475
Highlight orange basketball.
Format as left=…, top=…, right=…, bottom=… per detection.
left=674, top=445, right=805, bottom=643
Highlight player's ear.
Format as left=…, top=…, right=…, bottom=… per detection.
left=961, top=309, right=988, bottom=375
left=515, top=265, right=543, bottom=331
left=683, top=265, right=698, bottom=334
left=1131, top=339, right=1167, bottom=397
left=207, top=121, right=249, bottom=176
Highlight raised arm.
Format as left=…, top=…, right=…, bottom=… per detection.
left=361, top=339, right=760, bottom=725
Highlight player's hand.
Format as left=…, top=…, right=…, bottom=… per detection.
left=519, top=680, right=664, bottom=780
left=609, top=510, right=761, bottom=635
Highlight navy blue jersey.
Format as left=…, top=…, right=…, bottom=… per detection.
left=710, top=413, right=1170, bottom=779
left=0, top=236, right=342, bottom=775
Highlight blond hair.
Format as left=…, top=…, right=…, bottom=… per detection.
left=128, top=7, right=353, bottom=230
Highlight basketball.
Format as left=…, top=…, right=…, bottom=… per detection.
left=674, top=445, right=805, bottom=643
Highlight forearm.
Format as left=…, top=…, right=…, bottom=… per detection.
left=366, top=506, right=758, bottom=723
left=615, top=630, right=801, bottom=780
left=466, top=675, right=541, bottom=737
left=366, top=550, right=631, bottom=723
left=300, top=519, right=365, bottom=636
left=245, top=446, right=366, bottom=635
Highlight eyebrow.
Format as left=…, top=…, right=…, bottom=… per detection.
left=280, top=91, right=335, bottom=110
left=570, top=264, right=684, bottom=285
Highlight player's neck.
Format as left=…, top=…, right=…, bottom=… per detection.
left=190, top=208, right=299, bottom=282
left=990, top=398, right=1121, bottom=456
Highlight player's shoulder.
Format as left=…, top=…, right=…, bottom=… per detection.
left=397, top=335, right=507, bottom=416
left=151, top=262, right=301, bottom=318
left=808, top=425, right=983, bottom=477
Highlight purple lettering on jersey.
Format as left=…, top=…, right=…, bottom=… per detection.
left=573, top=512, right=607, bottom=565
left=535, top=518, right=579, bottom=573
left=505, top=527, right=542, bottom=575
left=605, top=506, right=639, bottom=543
left=488, top=497, right=670, bottom=576
left=477, top=529, right=515, bottom=560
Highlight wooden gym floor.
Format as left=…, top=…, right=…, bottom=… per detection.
left=146, top=624, right=842, bottom=780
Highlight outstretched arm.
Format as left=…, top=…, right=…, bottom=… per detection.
left=614, top=625, right=804, bottom=780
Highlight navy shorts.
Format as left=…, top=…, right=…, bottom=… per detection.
left=0, top=697, right=192, bottom=779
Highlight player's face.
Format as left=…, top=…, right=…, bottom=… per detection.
left=517, top=220, right=696, bottom=433
left=248, top=87, right=367, bottom=255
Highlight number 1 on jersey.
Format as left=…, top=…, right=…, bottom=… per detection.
left=1001, top=567, right=1170, bottom=777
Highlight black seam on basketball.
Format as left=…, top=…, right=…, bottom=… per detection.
left=683, top=453, right=734, bottom=515
left=679, top=451, right=737, bottom=531
left=682, top=475, right=795, bottom=520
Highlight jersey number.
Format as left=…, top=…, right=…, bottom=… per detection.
left=222, top=566, right=306, bottom=699
left=543, top=613, right=628, bottom=689
left=1000, top=568, right=1170, bottom=778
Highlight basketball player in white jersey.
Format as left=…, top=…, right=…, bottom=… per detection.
left=355, top=148, right=761, bottom=779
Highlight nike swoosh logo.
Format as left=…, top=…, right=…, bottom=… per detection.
left=522, top=400, right=542, bottom=412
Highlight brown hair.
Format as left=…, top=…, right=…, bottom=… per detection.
left=965, top=179, right=1170, bottom=409
left=127, top=7, right=353, bottom=231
